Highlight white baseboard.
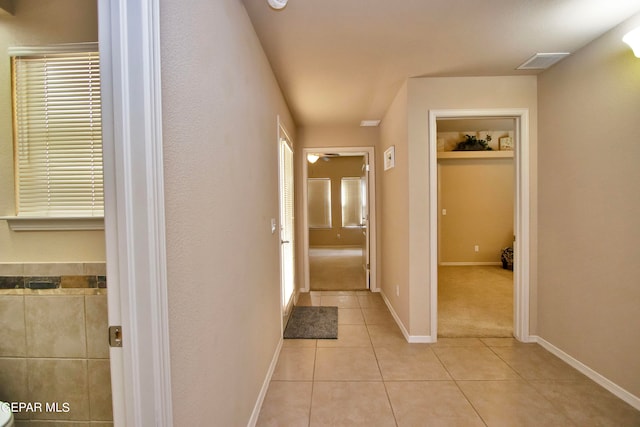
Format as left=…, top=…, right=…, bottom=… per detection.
left=247, top=338, right=283, bottom=427
left=379, top=290, right=435, bottom=344
left=531, top=336, right=640, bottom=411
left=439, top=262, right=502, bottom=266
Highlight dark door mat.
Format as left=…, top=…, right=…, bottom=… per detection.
left=284, top=306, right=338, bottom=339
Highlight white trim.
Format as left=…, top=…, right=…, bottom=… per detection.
left=438, top=262, right=502, bottom=266
left=8, top=42, right=99, bottom=56
left=1, top=217, right=104, bottom=231
left=277, top=116, right=296, bottom=331
left=301, top=146, right=377, bottom=293
left=428, top=109, right=531, bottom=342
left=532, top=336, right=640, bottom=410
left=380, top=290, right=434, bottom=343
left=100, top=0, right=173, bottom=426
left=247, top=338, right=284, bottom=427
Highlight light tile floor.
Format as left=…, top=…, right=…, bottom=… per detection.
left=257, top=291, right=640, bottom=427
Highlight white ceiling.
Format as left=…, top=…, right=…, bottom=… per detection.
left=241, top=0, right=640, bottom=126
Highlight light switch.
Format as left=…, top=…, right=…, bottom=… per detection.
left=442, top=209, right=447, bottom=216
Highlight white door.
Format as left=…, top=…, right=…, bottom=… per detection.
left=360, top=155, right=370, bottom=288
left=278, top=127, right=295, bottom=321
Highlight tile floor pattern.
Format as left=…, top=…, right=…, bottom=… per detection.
left=257, top=291, right=640, bottom=427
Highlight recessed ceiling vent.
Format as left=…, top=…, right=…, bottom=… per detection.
left=517, top=53, right=570, bottom=70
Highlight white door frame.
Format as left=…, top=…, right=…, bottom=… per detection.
left=301, top=146, right=377, bottom=293
left=428, top=109, right=531, bottom=342
left=277, top=117, right=295, bottom=329
left=100, top=0, right=174, bottom=425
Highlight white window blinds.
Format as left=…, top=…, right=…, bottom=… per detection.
left=12, top=49, right=103, bottom=217
left=341, top=177, right=363, bottom=227
left=307, top=178, right=332, bottom=228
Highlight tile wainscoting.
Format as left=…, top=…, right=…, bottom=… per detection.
left=0, top=262, right=112, bottom=425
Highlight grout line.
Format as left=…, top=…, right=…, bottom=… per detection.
left=485, top=343, right=586, bottom=425
left=364, top=305, right=399, bottom=427
left=308, top=340, right=318, bottom=427
left=452, top=379, right=490, bottom=427
left=430, top=347, right=489, bottom=426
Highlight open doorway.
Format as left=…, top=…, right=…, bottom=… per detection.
left=436, top=118, right=515, bottom=337
left=301, top=147, right=377, bottom=293
left=0, top=2, right=116, bottom=425
left=278, top=120, right=295, bottom=327
left=428, top=109, right=531, bottom=342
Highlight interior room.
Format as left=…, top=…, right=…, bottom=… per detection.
left=307, top=154, right=367, bottom=291
left=436, top=118, right=515, bottom=338
left=2, top=0, right=640, bottom=426
left=0, top=1, right=112, bottom=425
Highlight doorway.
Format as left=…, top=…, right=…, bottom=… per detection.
left=436, top=118, right=515, bottom=337
left=278, top=121, right=295, bottom=327
left=0, top=2, right=116, bottom=425
left=301, top=147, right=377, bottom=293
left=428, top=109, right=531, bottom=342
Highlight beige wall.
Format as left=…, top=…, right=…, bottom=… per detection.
left=538, top=12, right=640, bottom=397
left=308, top=156, right=365, bottom=246
left=0, top=0, right=105, bottom=262
left=159, top=0, right=295, bottom=424
left=0, top=1, right=14, bottom=15
left=378, top=81, right=410, bottom=326
left=439, top=158, right=514, bottom=263
left=296, top=126, right=380, bottom=289
left=379, top=76, right=538, bottom=336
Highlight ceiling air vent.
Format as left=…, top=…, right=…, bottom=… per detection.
left=517, top=53, right=570, bottom=70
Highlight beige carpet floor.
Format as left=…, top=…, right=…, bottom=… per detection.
left=438, top=265, right=513, bottom=338
left=309, top=247, right=366, bottom=291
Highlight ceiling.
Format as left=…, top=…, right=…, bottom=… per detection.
left=241, top=0, right=640, bottom=127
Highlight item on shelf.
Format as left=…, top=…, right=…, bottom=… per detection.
left=453, top=134, right=492, bottom=151
left=499, top=136, right=514, bottom=151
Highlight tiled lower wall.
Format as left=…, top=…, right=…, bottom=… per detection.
left=0, top=262, right=112, bottom=426
left=0, top=262, right=107, bottom=289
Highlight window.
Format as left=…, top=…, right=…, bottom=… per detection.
left=341, top=177, right=363, bottom=227
left=11, top=45, right=103, bottom=218
left=307, top=178, right=331, bottom=228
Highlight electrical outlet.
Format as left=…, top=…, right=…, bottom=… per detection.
left=474, top=245, right=479, bottom=252
left=396, top=285, right=400, bottom=297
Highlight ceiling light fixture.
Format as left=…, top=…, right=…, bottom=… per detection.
left=623, top=27, right=640, bottom=58
left=267, top=0, right=288, bottom=10
left=360, top=120, right=380, bottom=127
left=307, top=154, right=319, bottom=164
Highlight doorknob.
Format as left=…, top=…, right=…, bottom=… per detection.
left=281, top=240, right=290, bottom=244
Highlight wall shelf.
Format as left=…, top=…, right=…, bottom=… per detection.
left=437, top=151, right=514, bottom=160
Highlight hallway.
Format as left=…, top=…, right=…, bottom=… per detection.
left=257, top=291, right=640, bottom=426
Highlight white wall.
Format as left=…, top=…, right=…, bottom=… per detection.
left=159, top=0, right=294, bottom=424
left=538, top=12, right=640, bottom=398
